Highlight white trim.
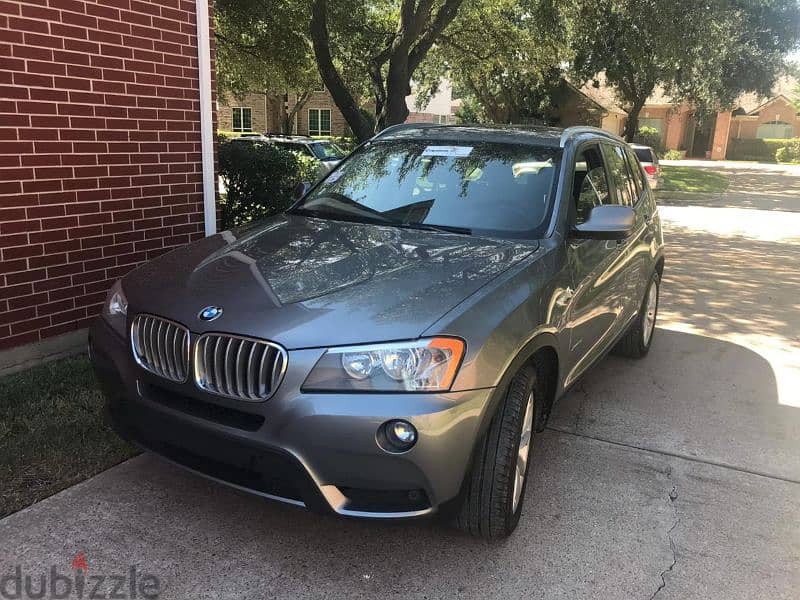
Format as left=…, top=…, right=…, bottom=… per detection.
left=195, top=0, right=216, bottom=236
left=307, top=107, right=332, bottom=136
left=231, top=106, right=253, bottom=132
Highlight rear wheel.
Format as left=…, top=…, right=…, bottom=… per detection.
left=615, top=271, right=660, bottom=358
left=453, top=363, right=539, bottom=539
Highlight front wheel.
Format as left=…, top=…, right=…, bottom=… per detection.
left=615, top=271, right=660, bottom=358
left=453, top=363, right=539, bottom=539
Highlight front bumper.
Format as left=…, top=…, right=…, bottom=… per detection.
left=90, top=317, right=494, bottom=518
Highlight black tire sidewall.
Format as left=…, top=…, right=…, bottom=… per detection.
left=640, top=272, right=660, bottom=352
left=502, top=365, right=539, bottom=532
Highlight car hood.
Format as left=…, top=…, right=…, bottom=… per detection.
left=123, top=214, right=538, bottom=348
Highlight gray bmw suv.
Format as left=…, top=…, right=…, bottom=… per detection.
left=90, top=125, right=664, bottom=539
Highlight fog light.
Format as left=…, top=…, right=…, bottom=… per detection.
left=378, top=420, right=418, bottom=453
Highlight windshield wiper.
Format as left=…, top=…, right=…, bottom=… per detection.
left=392, top=222, right=472, bottom=235
left=291, top=207, right=393, bottom=226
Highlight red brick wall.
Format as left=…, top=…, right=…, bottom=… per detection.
left=0, top=0, right=216, bottom=351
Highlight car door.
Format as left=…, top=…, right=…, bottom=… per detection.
left=600, top=142, right=646, bottom=323
left=562, top=143, right=632, bottom=386
left=624, top=145, right=660, bottom=306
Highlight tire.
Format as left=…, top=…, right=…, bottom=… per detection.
left=453, top=363, right=539, bottom=539
left=615, top=271, right=660, bottom=358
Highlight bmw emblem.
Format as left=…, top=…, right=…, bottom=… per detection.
left=198, top=306, right=223, bottom=321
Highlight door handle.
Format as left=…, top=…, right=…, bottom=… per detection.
left=555, top=287, right=574, bottom=307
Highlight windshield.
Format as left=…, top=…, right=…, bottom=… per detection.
left=291, top=140, right=561, bottom=238
left=310, top=141, right=346, bottom=160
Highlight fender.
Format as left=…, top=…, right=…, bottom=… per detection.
left=474, top=330, right=562, bottom=443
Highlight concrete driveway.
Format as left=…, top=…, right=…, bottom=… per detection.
left=2, top=165, right=799, bottom=599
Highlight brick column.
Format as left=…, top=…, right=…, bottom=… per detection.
left=710, top=111, right=732, bottom=160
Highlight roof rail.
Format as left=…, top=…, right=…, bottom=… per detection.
left=559, top=126, right=625, bottom=147
left=371, top=122, right=443, bottom=140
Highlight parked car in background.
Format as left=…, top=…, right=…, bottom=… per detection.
left=90, top=124, right=664, bottom=539
left=631, top=144, right=661, bottom=188
left=231, top=133, right=269, bottom=143
left=265, top=135, right=348, bottom=179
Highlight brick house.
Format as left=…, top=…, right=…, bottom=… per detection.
left=0, top=0, right=217, bottom=361
left=218, top=83, right=457, bottom=136
left=218, top=90, right=351, bottom=137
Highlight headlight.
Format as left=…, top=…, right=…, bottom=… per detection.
left=303, top=337, right=465, bottom=392
left=102, top=279, right=128, bottom=336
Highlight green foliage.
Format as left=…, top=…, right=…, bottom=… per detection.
left=571, top=0, right=799, bottom=140
left=218, top=139, right=306, bottom=228
left=214, top=0, right=320, bottom=98
left=454, top=97, right=485, bottom=124
left=294, top=152, right=323, bottom=183
left=725, top=138, right=787, bottom=162
left=632, top=126, right=664, bottom=155
left=663, top=149, right=685, bottom=161
left=418, top=0, right=572, bottom=124
left=775, top=139, right=800, bottom=164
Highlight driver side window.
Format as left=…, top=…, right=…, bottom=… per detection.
left=572, top=145, right=610, bottom=225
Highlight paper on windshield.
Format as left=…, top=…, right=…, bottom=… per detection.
left=421, top=145, right=473, bottom=157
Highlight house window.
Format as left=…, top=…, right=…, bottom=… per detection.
left=756, top=120, right=793, bottom=139
left=232, top=107, right=252, bottom=132
left=308, top=108, right=331, bottom=136
left=639, top=117, right=665, bottom=140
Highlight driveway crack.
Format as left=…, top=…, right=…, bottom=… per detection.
left=649, top=484, right=679, bottom=600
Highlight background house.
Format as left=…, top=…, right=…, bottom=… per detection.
left=218, top=90, right=351, bottom=136
left=0, top=0, right=216, bottom=359
left=218, top=81, right=459, bottom=136
left=405, top=80, right=456, bottom=124
left=551, top=75, right=798, bottom=159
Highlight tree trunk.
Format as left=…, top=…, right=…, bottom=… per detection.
left=379, top=56, right=411, bottom=129
left=623, top=98, right=647, bottom=141
left=285, top=91, right=311, bottom=134
left=310, top=0, right=373, bottom=141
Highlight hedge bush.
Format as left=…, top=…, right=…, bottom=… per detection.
left=775, top=139, right=800, bottom=163
left=663, top=149, right=685, bottom=160
left=725, top=138, right=791, bottom=162
left=218, top=139, right=317, bottom=229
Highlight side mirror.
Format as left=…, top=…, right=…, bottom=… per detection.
left=572, top=205, right=635, bottom=240
left=293, top=181, right=311, bottom=200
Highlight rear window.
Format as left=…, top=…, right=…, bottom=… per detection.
left=294, top=139, right=561, bottom=239
left=633, top=147, right=656, bottom=164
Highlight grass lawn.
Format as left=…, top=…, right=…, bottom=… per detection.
left=0, top=354, right=137, bottom=519
left=660, top=165, right=730, bottom=193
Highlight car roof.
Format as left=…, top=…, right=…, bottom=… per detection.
left=266, top=135, right=315, bottom=143
left=373, top=124, right=624, bottom=148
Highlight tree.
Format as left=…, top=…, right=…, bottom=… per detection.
left=310, top=0, right=466, bottom=140
left=415, top=0, right=575, bottom=124
left=571, top=0, right=800, bottom=141
left=215, top=0, right=320, bottom=134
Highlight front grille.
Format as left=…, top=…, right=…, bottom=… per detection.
left=131, top=314, right=190, bottom=382
left=193, top=333, right=287, bottom=401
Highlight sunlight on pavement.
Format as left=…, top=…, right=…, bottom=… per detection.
left=660, top=206, right=800, bottom=243
left=658, top=204, right=800, bottom=408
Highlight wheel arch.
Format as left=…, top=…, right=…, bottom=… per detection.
left=478, top=332, right=562, bottom=440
